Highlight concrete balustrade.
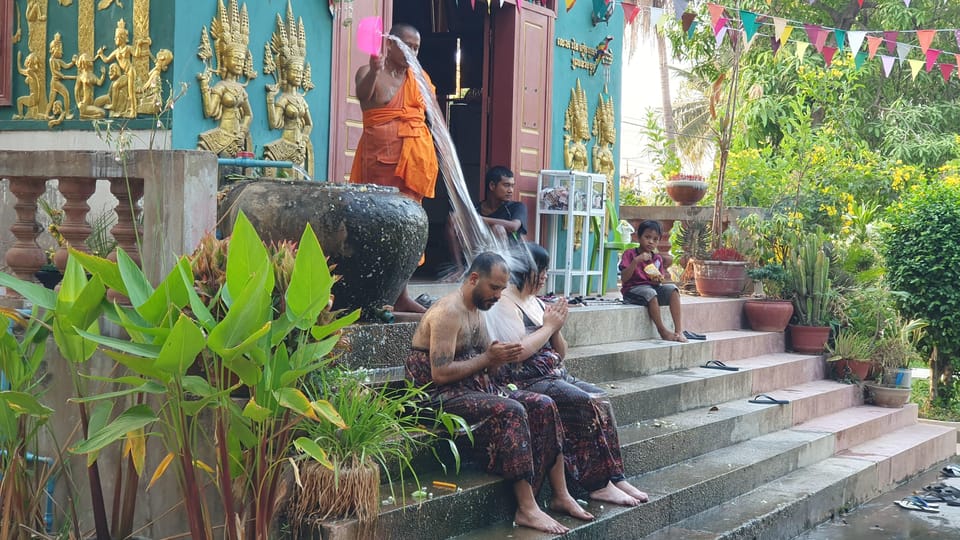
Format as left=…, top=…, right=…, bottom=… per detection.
left=0, top=150, right=218, bottom=294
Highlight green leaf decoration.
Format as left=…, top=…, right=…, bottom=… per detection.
left=70, top=248, right=126, bottom=295
left=225, top=211, right=274, bottom=301
left=294, top=437, right=334, bottom=470
left=0, top=390, right=54, bottom=419
left=72, top=404, right=157, bottom=456
left=310, top=398, right=347, bottom=429
left=286, top=223, right=332, bottom=327
left=155, top=314, right=206, bottom=377
left=0, top=272, right=56, bottom=309
left=242, top=398, right=272, bottom=423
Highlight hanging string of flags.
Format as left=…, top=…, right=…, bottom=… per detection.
left=619, top=1, right=960, bottom=83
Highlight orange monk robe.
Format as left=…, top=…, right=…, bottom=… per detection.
left=349, top=69, right=439, bottom=203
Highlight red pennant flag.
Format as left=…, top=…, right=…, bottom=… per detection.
left=883, top=31, right=898, bottom=54
left=858, top=0, right=864, bottom=5
left=866, top=35, right=882, bottom=59
left=917, top=29, right=936, bottom=55
left=940, top=63, right=955, bottom=82
left=714, top=17, right=728, bottom=36
left=623, top=3, right=639, bottom=25
left=926, top=49, right=941, bottom=72
left=822, top=46, right=837, bottom=66
left=815, top=29, right=829, bottom=52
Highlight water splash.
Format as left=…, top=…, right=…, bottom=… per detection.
left=291, top=164, right=313, bottom=181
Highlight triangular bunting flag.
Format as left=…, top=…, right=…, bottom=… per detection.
left=904, top=0, right=912, bottom=6
left=880, top=55, right=895, bottom=76
left=848, top=31, right=866, bottom=54
left=674, top=0, right=690, bottom=20
left=956, top=29, right=960, bottom=49
left=714, top=17, right=729, bottom=37
left=896, top=42, right=911, bottom=64
left=908, top=58, right=923, bottom=80
left=687, top=20, right=698, bottom=40
left=623, top=3, right=639, bottom=25
left=854, top=51, right=867, bottom=69
left=707, top=4, right=725, bottom=29
left=682, top=12, right=696, bottom=34
left=940, top=63, right=955, bottom=82
left=715, top=26, right=728, bottom=47
left=917, top=29, right=935, bottom=55
left=516, top=0, right=522, bottom=12
left=815, top=29, right=829, bottom=53
left=772, top=37, right=781, bottom=56
left=822, top=46, right=837, bottom=66
left=566, top=0, right=576, bottom=11
left=329, top=0, right=335, bottom=15
left=956, top=53, right=960, bottom=74
left=925, top=49, right=940, bottom=72
left=834, top=29, right=846, bottom=53
left=858, top=0, right=864, bottom=6
left=883, top=31, right=898, bottom=54
left=781, top=25, right=794, bottom=45
left=866, top=35, right=882, bottom=59
left=741, top=10, right=759, bottom=43
left=773, top=17, right=788, bottom=41
left=650, top=7, right=665, bottom=28
left=804, top=24, right=821, bottom=48
left=796, top=41, right=809, bottom=61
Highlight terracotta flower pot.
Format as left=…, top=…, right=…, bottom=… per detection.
left=788, top=324, right=831, bottom=354
left=693, top=260, right=747, bottom=297
left=743, top=299, right=793, bottom=332
left=864, top=383, right=910, bottom=408
left=666, top=178, right=708, bottom=206
left=832, top=358, right=875, bottom=381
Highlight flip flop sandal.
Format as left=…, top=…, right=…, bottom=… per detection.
left=942, top=464, right=960, bottom=478
left=895, top=495, right=940, bottom=512
left=924, top=484, right=960, bottom=497
left=921, top=493, right=960, bottom=506
left=701, top=360, right=740, bottom=371
left=683, top=330, right=707, bottom=340
left=748, top=394, right=790, bottom=405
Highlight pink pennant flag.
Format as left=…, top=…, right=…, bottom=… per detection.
left=956, top=53, right=960, bottom=74
left=917, top=29, right=936, bottom=55
left=866, top=35, right=882, bottom=59
left=714, top=17, right=729, bottom=37
left=879, top=55, right=895, bottom=77
left=815, top=28, right=829, bottom=52
left=940, top=63, right=955, bottom=82
left=516, top=0, right=522, bottom=11
left=956, top=29, right=960, bottom=49
left=858, top=0, right=864, bottom=6
left=707, top=4, right=725, bottom=29
left=883, top=31, right=898, bottom=54
left=822, top=46, right=837, bottom=66
left=623, top=3, right=640, bottom=25
left=925, top=49, right=940, bottom=72
left=804, top=24, right=821, bottom=48
left=908, top=59, right=923, bottom=80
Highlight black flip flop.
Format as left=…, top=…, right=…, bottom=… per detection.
left=942, top=464, right=960, bottom=478
left=683, top=330, right=707, bottom=340
left=701, top=360, right=739, bottom=371
left=748, top=393, right=790, bottom=405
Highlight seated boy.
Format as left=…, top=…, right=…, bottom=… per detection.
left=618, top=220, right=688, bottom=342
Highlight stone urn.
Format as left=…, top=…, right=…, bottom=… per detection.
left=219, top=180, right=428, bottom=321
left=666, top=174, right=708, bottom=206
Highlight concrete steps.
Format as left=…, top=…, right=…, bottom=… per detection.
left=298, top=296, right=956, bottom=539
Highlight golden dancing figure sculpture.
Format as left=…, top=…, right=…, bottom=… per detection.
left=263, top=1, right=314, bottom=178
left=563, top=79, right=590, bottom=172
left=138, top=49, right=174, bottom=115
left=96, top=19, right=144, bottom=118
left=197, top=0, right=257, bottom=157
left=74, top=53, right=107, bottom=119
left=592, top=91, right=616, bottom=190
left=13, top=51, right=45, bottom=120
left=47, top=33, right=76, bottom=121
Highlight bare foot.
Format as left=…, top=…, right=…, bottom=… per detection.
left=614, top=480, right=649, bottom=503
left=515, top=506, right=569, bottom=534
left=657, top=327, right=687, bottom=342
left=393, top=292, right=427, bottom=313
left=590, top=482, right=640, bottom=507
left=673, top=331, right=688, bottom=343
left=550, top=493, right=595, bottom=521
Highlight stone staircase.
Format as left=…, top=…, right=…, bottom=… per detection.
left=312, top=292, right=956, bottom=540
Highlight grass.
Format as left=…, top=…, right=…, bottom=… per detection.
left=911, top=378, right=960, bottom=421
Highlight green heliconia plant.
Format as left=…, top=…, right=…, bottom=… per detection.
left=786, top=230, right=834, bottom=327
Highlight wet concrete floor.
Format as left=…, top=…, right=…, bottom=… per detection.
left=797, top=465, right=960, bottom=539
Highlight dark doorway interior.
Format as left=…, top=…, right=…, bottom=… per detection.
left=393, top=0, right=486, bottom=279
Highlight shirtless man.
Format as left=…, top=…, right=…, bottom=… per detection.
left=351, top=23, right=438, bottom=314
left=405, top=252, right=594, bottom=533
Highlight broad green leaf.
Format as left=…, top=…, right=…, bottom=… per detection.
left=0, top=391, right=54, bottom=419
left=225, top=212, right=274, bottom=300
left=242, top=398, right=272, bottom=423
left=180, top=375, right=217, bottom=399
left=311, top=399, right=347, bottom=429
left=275, top=388, right=317, bottom=420
left=70, top=249, right=126, bottom=295
left=72, top=404, right=157, bottom=455
left=286, top=224, right=332, bottom=327
left=176, top=258, right=216, bottom=329
left=69, top=382, right=165, bottom=403
left=220, top=355, right=261, bottom=388
left=77, top=328, right=162, bottom=359
left=0, top=272, right=56, bottom=309
left=294, top=437, right=334, bottom=470
left=288, top=335, right=341, bottom=369
left=155, top=315, right=205, bottom=377
left=138, top=259, right=192, bottom=326
left=117, top=248, right=155, bottom=315
left=83, top=400, right=114, bottom=466
left=54, top=317, right=99, bottom=363
left=310, top=308, right=361, bottom=341
left=210, top=320, right=271, bottom=364
left=208, top=269, right=272, bottom=359
left=101, top=349, right=167, bottom=381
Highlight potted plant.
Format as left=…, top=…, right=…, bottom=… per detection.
left=865, top=318, right=927, bottom=408
left=743, top=264, right=794, bottom=332
left=785, top=230, right=835, bottom=353
left=693, top=246, right=748, bottom=297
left=666, top=173, right=709, bottom=206
left=290, top=368, right=469, bottom=538
left=827, top=329, right=875, bottom=382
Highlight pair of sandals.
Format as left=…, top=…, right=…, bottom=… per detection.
left=896, top=494, right=943, bottom=512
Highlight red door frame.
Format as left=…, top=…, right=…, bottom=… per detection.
left=0, top=0, right=13, bottom=106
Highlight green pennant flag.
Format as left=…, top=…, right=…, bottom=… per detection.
left=834, top=29, right=846, bottom=54
left=854, top=51, right=867, bottom=70
left=740, top=10, right=759, bottom=43
left=687, top=20, right=698, bottom=41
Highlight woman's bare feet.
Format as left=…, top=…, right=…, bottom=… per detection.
left=590, top=482, right=640, bottom=506
left=515, top=506, right=569, bottom=534
left=614, top=480, right=649, bottom=503
left=550, top=493, right=595, bottom=521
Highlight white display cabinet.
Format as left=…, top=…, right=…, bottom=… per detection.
left=534, top=170, right=606, bottom=297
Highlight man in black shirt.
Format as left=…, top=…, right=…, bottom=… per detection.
left=476, top=165, right=528, bottom=243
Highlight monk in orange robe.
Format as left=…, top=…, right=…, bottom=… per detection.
left=352, top=23, right=439, bottom=313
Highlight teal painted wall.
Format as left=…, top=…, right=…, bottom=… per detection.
left=550, top=1, right=625, bottom=291
left=172, top=0, right=333, bottom=177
